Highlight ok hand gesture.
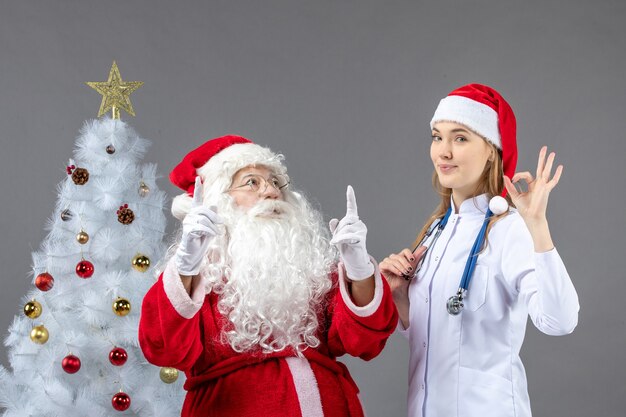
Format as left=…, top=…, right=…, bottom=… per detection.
left=504, top=146, right=563, bottom=225
left=504, top=146, right=563, bottom=252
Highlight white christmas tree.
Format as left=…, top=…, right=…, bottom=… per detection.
left=0, top=64, right=185, bottom=416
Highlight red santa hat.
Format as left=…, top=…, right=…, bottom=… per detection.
left=169, top=135, right=288, bottom=220
left=430, top=84, right=517, bottom=213
left=170, top=135, right=251, bottom=196
left=170, top=135, right=286, bottom=197
left=430, top=84, right=517, bottom=181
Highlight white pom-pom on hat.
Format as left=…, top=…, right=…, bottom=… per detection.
left=489, top=196, right=509, bottom=215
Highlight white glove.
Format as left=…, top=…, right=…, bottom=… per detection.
left=329, top=185, right=375, bottom=281
left=175, top=176, right=223, bottom=276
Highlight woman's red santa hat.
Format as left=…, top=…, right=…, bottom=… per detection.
left=430, top=83, right=517, bottom=214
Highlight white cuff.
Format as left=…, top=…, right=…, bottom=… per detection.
left=162, top=257, right=208, bottom=319
left=338, top=256, right=384, bottom=317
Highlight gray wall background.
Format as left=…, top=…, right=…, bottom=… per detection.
left=1, top=1, right=624, bottom=415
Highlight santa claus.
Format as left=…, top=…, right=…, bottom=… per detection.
left=139, top=135, right=398, bottom=417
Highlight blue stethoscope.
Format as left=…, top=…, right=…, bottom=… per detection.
left=411, top=206, right=494, bottom=315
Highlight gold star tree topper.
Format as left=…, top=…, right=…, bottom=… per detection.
left=86, top=61, right=143, bottom=119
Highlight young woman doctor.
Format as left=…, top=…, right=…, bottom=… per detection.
left=380, top=84, right=579, bottom=417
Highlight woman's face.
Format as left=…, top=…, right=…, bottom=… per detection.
left=430, top=121, right=494, bottom=202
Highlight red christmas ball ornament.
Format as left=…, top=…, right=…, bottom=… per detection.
left=35, top=272, right=55, bottom=291
left=75, top=260, right=94, bottom=279
left=112, top=391, right=131, bottom=412
left=109, top=347, right=128, bottom=366
left=61, top=354, right=81, bottom=374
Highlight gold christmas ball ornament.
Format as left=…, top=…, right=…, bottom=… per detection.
left=30, top=325, right=49, bottom=344
left=112, top=298, right=131, bottom=316
left=138, top=181, right=150, bottom=197
left=24, top=300, right=42, bottom=319
left=159, top=367, right=179, bottom=384
left=76, top=230, right=89, bottom=244
left=131, top=254, right=150, bottom=273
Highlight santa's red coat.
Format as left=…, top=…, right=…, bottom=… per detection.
left=138, top=259, right=398, bottom=417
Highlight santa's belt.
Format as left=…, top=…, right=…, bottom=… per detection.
left=183, top=348, right=359, bottom=395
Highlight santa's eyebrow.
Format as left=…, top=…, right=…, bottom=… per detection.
left=240, top=173, right=279, bottom=179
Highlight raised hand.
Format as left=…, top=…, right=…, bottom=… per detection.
left=329, top=186, right=375, bottom=281
left=504, top=146, right=563, bottom=225
left=175, top=176, right=224, bottom=276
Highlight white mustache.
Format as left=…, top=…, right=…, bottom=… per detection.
left=247, top=200, right=292, bottom=217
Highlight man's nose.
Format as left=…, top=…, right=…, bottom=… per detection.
left=260, top=183, right=281, bottom=199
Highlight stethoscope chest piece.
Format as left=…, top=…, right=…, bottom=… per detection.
left=447, top=289, right=465, bottom=315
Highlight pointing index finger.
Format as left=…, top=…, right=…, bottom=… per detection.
left=345, top=185, right=358, bottom=218
left=192, top=176, right=204, bottom=208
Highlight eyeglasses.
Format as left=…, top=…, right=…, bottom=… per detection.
left=228, top=174, right=290, bottom=193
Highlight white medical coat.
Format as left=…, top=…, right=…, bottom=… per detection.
left=400, top=194, right=579, bottom=417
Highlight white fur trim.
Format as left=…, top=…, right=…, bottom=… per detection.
left=285, top=357, right=324, bottom=417
left=205, top=143, right=285, bottom=179
left=162, top=257, right=208, bottom=319
left=338, top=256, right=384, bottom=317
left=430, top=95, right=501, bottom=148
left=171, top=193, right=193, bottom=221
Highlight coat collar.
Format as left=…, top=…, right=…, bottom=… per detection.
left=452, top=193, right=490, bottom=215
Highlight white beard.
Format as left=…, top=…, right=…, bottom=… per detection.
left=201, top=193, right=336, bottom=354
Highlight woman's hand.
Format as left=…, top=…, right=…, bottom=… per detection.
left=380, top=247, right=427, bottom=294
left=504, top=146, right=563, bottom=224
left=380, top=246, right=427, bottom=329
left=504, top=146, right=563, bottom=251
